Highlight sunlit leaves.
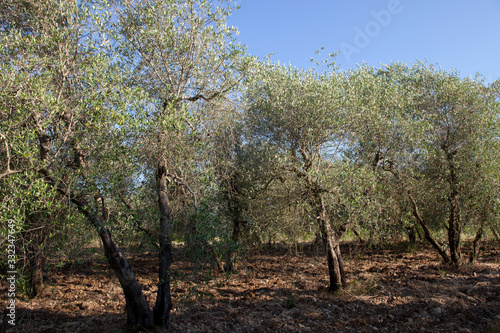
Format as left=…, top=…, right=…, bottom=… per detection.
left=245, top=59, right=345, bottom=161
left=348, top=61, right=500, bottom=250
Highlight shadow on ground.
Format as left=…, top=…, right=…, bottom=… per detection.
left=3, top=241, right=500, bottom=333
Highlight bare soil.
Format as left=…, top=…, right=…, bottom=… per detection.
left=3, top=241, right=500, bottom=333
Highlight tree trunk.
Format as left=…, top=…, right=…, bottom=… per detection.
left=447, top=202, right=461, bottom=266
left=385, top=166, right=450, bottom=263
left=407, top=226, right=417, bottom=246
left=23, top=217, right=45, bottom=297
left=408, top=190, right=451, bottom=263
left=40, top=169, right=154, bottom=329
left=317, top=197, right=346, bottom=291
left=446, top=152, right=462, bottom=266
left=232, top=216, right=241, bottom=243
left=153, top=162, right=173, bottom=328
left=100, top=230, right=154, bottom=328
left=223, top=174, right=243, bottom=272
left=333, top=238, right=347, bottom=286
left=73, top=195, right=153, bottom=328
left=351, top=228, right=365, bottom=244
left=35, top=115, right=154, bottom=328
left=491, top=226, right=500, bottom=241
left=72, top=193, right=154, bottom=328
left=31, top=250, right=44, bottom=297
left=227, top=208, right=243, bottom=272
left=470, top=225, right=484, bottom=263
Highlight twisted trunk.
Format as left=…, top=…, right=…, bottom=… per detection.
left=470, top=206, right=487, bottom=263
left=408, top=190, right=450, bottom=263
left=470, top=224, right=484, bottom=263
left=99, top=229, right=154, bottom=328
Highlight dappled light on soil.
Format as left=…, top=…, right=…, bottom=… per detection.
left=4, top=241, right=500, bottom=332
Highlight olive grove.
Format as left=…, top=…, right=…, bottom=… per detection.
left=1, top=0, right=499, bottom=331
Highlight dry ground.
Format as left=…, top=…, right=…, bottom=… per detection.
left=2, top=241, right=500, bottom=332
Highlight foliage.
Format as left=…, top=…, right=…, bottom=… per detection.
left=0, top=0, right=143, bottom=294
left=345, top=62, right=500, bottom=264
left=1, top=0, right=499, bottom=327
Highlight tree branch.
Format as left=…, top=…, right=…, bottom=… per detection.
left=0, top=132, right=23, bottom=179
left=381, top=159, right=450, bottom=263
left=120, top=197, right=159, bottom=249
left=183, top=83, right=233, bottom=103
left=167, top=173, right=198, bottom=209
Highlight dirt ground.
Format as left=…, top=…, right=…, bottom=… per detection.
left=2, top=241, right=500, bottom=333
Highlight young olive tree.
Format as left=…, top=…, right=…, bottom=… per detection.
left=113, top=0, right=250, bottom=327
left=347, top=62, right=500, bottom=266
left=245, top=59, right=348, bottom=291
left=409, top=64, right=500, bottom=265
left=343, top=64, right=433, bottom=247
left=0, top=0, right=156, bottom=326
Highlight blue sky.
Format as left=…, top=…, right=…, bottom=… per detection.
left=227, top=0, right=500, bottom=83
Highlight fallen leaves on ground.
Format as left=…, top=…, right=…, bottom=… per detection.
left=3, top=241, right=500, bottom=333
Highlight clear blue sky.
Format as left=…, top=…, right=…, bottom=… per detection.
left=227, top=0, right=500, bottom=83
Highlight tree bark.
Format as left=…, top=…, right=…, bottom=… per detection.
left=100, top=230, right=154, bottom=328
left=29, top=248, right=44, bottom=297
left=153, top=161, right=173, bottom=328
left=491, top=226, right=500, bottom=241
left=73, top=194, right=154, bottom=328
left=351, top=228, right=365, bottom=244
left=228, top=174, right=243, bottom=243
left=317, top=196, right=346, bottom=291
left=407, top=226, right=417, bottom=246
left=447, top=195, right=461, bottom=266
left=385, top=165, right=451, bottom=264
left=23, top=215, right=45, bottom=297
left=446, top=151, right=462, bottom=266
left=227, top=189, right=243, bottom=272
left=73, top=195, right=153, bottom=328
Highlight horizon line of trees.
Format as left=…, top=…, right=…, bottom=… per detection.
left=1, top=0, right=499, bottom=330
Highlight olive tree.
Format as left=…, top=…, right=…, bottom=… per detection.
left=113, top=0, right=250, bottom=326
left=410, top=64, right=500, bottom=265
left=0, top=0, right=157, bottom=326
left=245, top=59, right=348, bottom=291
left=347, top=62, right=500, bottom=266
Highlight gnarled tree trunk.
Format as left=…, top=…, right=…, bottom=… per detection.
left=470, top=224, right=484, bottom=263
left=408, top=191, right=450, bottom=263
left=69, top=192, right=154, bottom=328
left=386, top=165, right=451, bottom=264
left=71, top=195, right=154, bottom=328
left=40, top=168, right=154, bottom=328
